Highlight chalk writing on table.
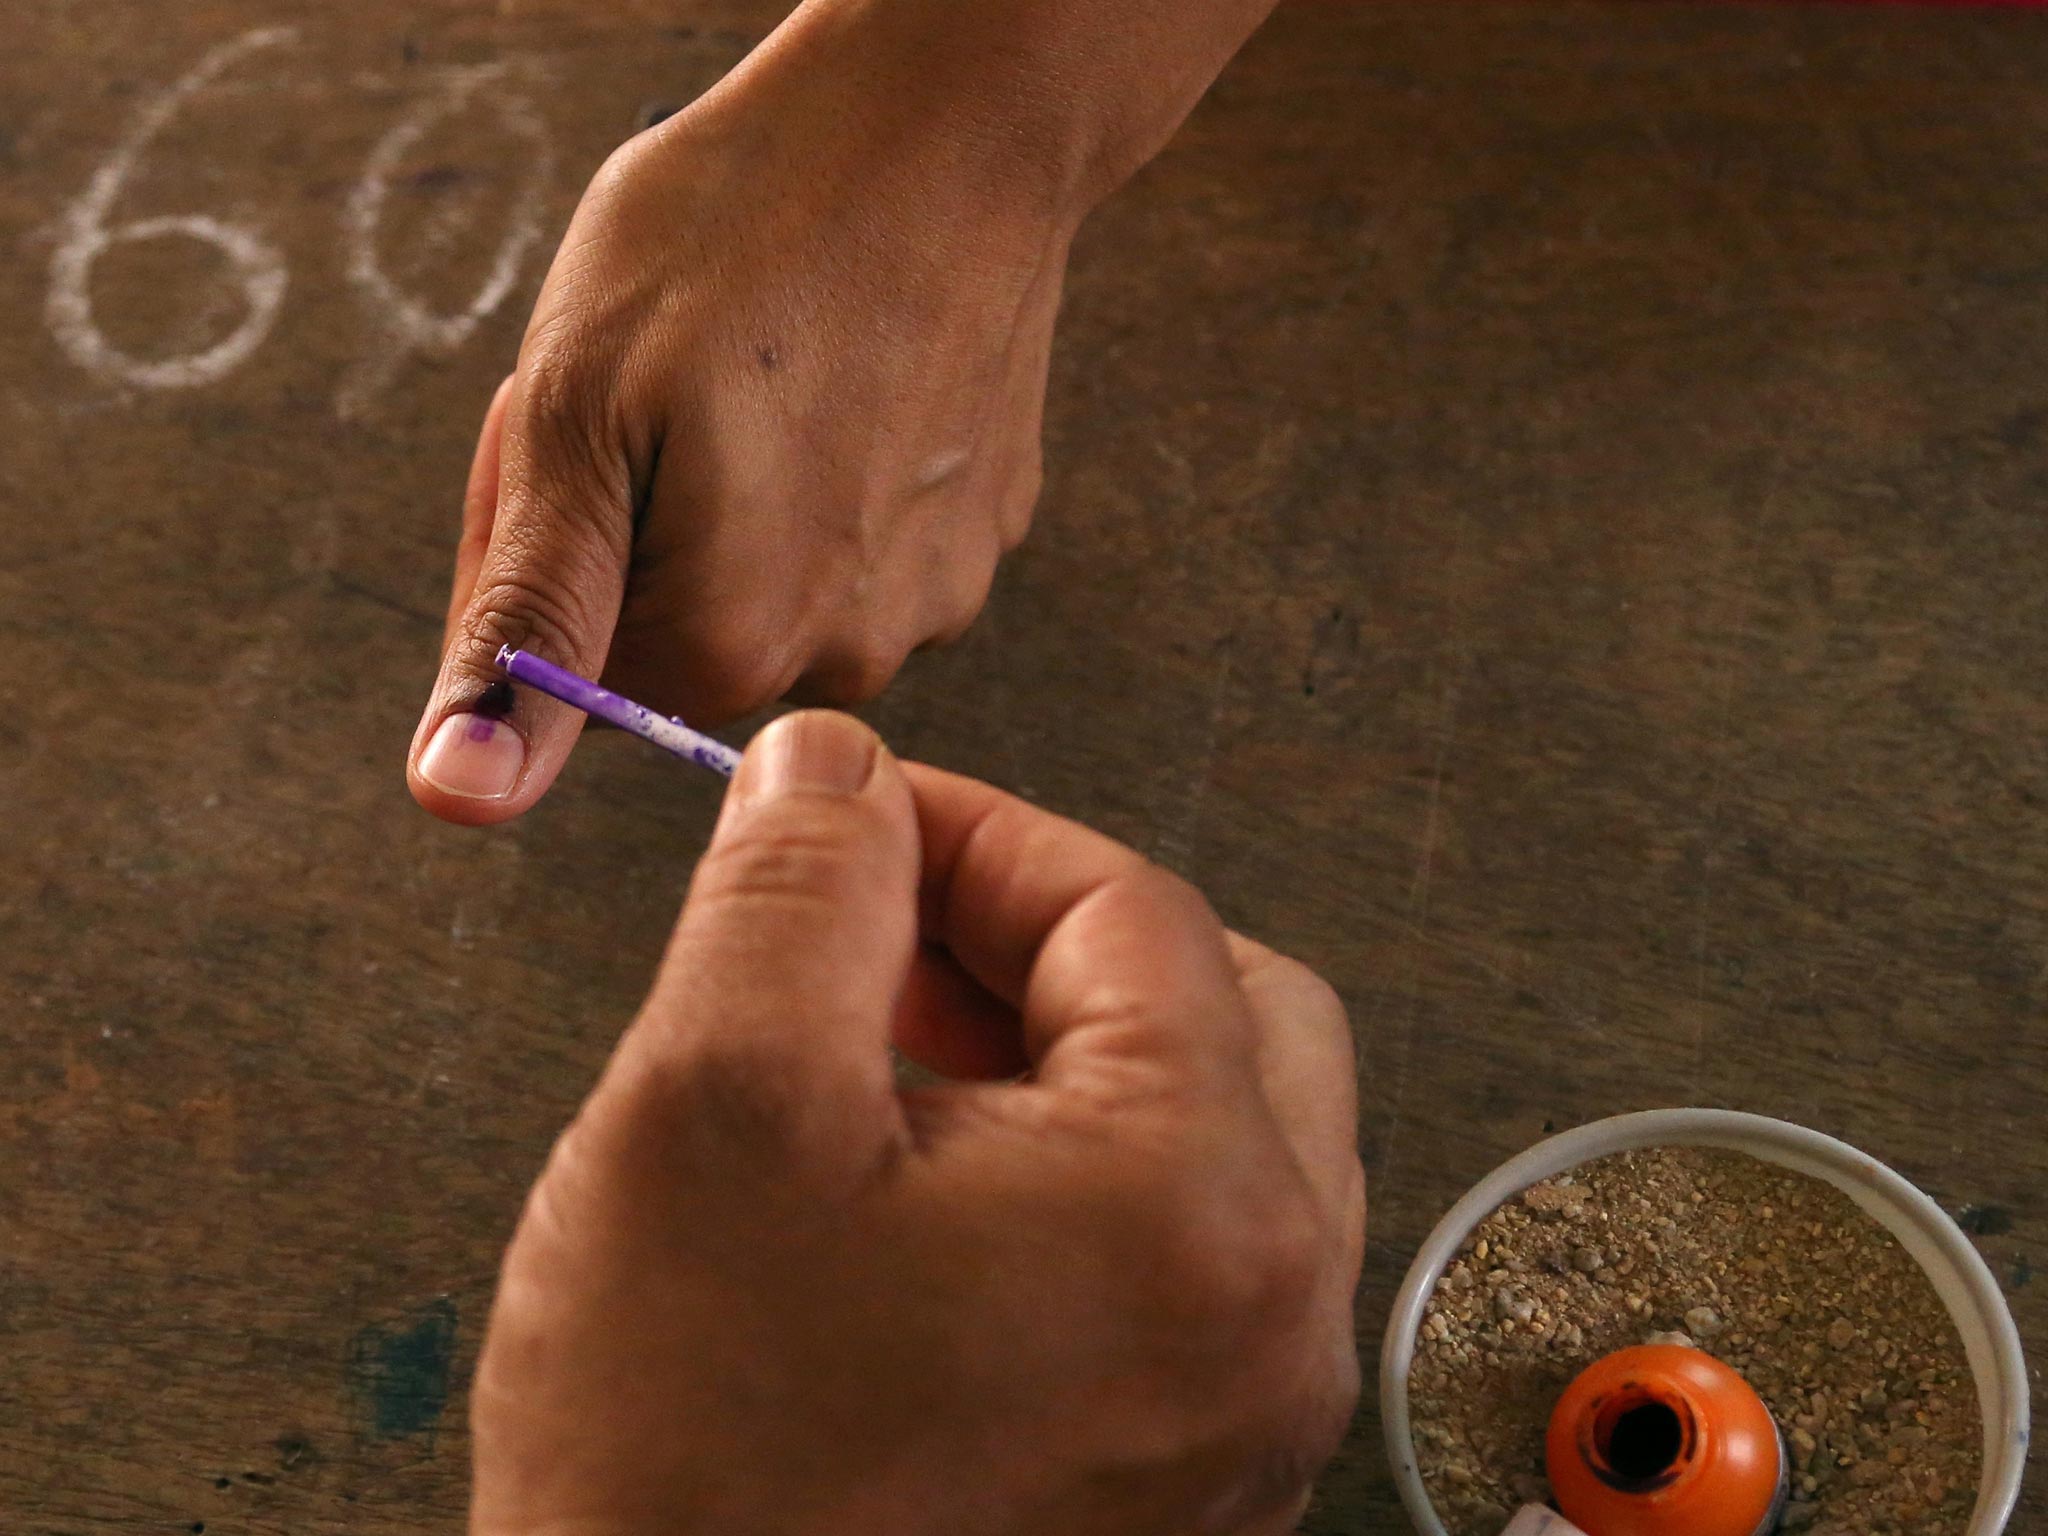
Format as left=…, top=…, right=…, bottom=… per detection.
left=45, top=27, right=559, bottom=408
left=46, top=27, right=297, bottom=391
left=339, top=62, right=556, bottom=418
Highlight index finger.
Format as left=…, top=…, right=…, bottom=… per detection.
left=900, top=762, right=1257, bottom=1092
left=1229, top=931, right=1362, bottom=1230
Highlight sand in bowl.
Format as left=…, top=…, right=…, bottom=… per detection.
left=1407, top=1147, right=1980, bottom=1536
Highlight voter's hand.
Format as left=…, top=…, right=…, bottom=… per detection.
left=409, top=17, right=1066, bottom=822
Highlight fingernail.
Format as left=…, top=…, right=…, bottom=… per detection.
left=743, top=712, right=879, bottom=803
left=417, top=713, right=526, bottom=800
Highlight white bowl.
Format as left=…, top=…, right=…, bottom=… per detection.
left=1378, top=1109, right=2028, bottom=1536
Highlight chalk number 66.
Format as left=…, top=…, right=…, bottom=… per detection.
left=47, top=27, right=553, bottom=394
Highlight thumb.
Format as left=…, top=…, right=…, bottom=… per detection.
left=620, top=711, right=922, bottom=1171
left=407, top=371, right=632, bottom=826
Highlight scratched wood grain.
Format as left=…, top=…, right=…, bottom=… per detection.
left=2, top=3, right=2044, bottom=1532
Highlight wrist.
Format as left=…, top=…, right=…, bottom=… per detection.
left=698, top=0, right=1265, bottom=234
left=839, top=0, right=1284, bottom=209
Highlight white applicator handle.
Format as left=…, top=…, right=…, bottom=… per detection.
left=1500, top=1506, right=1592, bottom=1536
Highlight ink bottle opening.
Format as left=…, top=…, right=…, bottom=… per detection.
left=1544, top=1344, right=1785, bottom=1536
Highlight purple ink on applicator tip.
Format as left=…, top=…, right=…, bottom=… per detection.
left=494, top=646, right=742, bottom=778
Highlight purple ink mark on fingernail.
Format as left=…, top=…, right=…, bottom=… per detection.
left=464, top=715, right=498, bottom=744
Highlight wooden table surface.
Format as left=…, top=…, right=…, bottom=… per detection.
left=4, top=2, right=2044, bottom=1531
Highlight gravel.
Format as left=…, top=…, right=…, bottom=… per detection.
left=1407, top=1146, right=1980, bottom=1536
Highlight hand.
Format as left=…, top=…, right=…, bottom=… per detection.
left=470, top=711, right=1365, bottom=1536
left=408, top=7, right=1074, bottom=824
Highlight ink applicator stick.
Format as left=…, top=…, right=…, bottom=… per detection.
left=495, top=646, right=742, bottom=778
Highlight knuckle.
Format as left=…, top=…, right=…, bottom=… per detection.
left=513, top=360, right=633, bottom=517
left=586, top=1036, right=839, bottom=1199
left=801, top=639, right=907, bottom=705
left=463, top=574, right=605, bottom=672
left=1235, top=939, right=1354, bottom=1060
left=1292, top=962, right=1348, bottom=1028
left=998, top=461, right=1042, bottom=551
left=846, top=643, right=907, bottom=701
left=681, top=628, right=798, bottom=720
left=1143, top=1171, right=1325, bottom=1338
left=518, top=284, right=607, bottom=405
left=691, top=818, right=877, bottom=916
left=642, top=1037, right=816, bottom=1159
left=1274, top=955, right=1351, bottom=1042
left=939, top=546, right=1000, bottom=640
left=1127, top=862, right=1222, bottom=936
left=582, top=136, right=654, bottom=219
left=515, top=352, right=592, bottom=446
left=611, top=1024, right=890, bottom=1197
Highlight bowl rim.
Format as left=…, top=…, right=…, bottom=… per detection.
left=1377, top=1108, right=2029, bottom=1536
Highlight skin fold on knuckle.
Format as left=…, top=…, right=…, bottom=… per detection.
left=847, top=640, right=912, bottom=702
left=504, top=423, right=639, bottom=569
left=638, top=1038, right=814, bottom=1167
left=511, top=294, right=648, bottom=519
left=1041, top=866, right=1232, bottom=1026
left=691, top=809, right=897, bottom=929
left=517, top=353, right=638, bottom=495
left=614, top=1020, right=905, bottom=1206
left=1116, top=860, right=1222, bottom=937
left=446, top=423, right=633, bottom=687
left=456, top=573, right=609, bottom=682
left=575, top=133, right=670, bottom=233
left=794, top=636, right=910, bottom=706
left=504, top=1090, right=668, bottom=1269
left=1040, top=860, right=1213, bottom=967
left=1278, top=961, right=1350, bottom=1047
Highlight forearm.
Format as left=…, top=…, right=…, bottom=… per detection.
left=703, top=0, right=1281, bottom=223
